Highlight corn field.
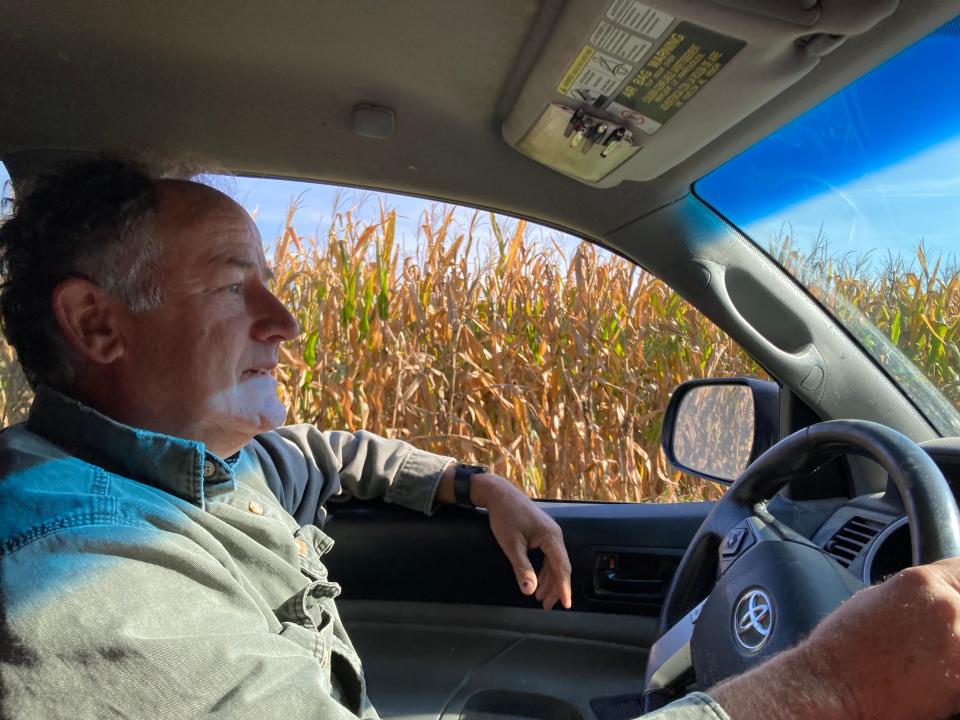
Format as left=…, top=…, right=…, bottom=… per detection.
left=771, top=236, right=960, bottom=414
left=271, top=202, right=762, bottom=503
left=1, top=200, right=957, bottom=502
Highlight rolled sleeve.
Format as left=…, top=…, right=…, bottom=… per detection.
left=385, top=445, right=453, bottom=514
left=645, top=692, right=731, bottom=720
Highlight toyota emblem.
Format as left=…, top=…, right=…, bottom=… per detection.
left=733, top=588, right=773, bottom=652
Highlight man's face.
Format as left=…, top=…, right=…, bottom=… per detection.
left=113, top=180, right=300, bottom=455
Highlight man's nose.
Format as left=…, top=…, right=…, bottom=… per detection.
left=252, top=286, right=300, bottom=342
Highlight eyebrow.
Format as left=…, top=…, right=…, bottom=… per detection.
left=208, top=251, right=274, bottom=281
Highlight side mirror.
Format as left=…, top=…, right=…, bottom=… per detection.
left=661, top=377, right=779, bottom=483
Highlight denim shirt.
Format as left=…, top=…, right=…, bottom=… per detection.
left=0, top=388, right=729, bottom=720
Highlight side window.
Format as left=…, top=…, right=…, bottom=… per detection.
left=228, top=176, right=765, bottom=503
left=0, top=168, right=765, bottom=502
left=0, top=162, right=31, bottom=426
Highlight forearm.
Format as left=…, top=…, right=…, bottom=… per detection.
left=710, top=643, right=852, bottom=720
left=433, top=461, right=457, bottom=503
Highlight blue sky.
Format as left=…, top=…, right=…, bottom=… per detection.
left=0, top=165, right=582, bottom=259
left=697, top=22, right=960, bottom=269
left=734, top=134, right=960, bottom=264
left=213, top=174, right=453, bottom=249
left=0, top=164, right=520, bottom=250
left=219, top=175, right=586, bottom=259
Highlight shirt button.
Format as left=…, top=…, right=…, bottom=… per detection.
left=248, top=500, right=264, bottom=515
left=295, top=538, right=309, bottom=557
left=203, top=460, right=215, bottom=478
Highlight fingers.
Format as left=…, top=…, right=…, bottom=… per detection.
left=480, top=479, right=571, bottom=609
left=558, top=569, right=573, bottom=610
left=535, top=568, right=564, bottom=610
left=535, top=565, right=553, bottom=603
left=535, top=537, right=573, bottom=610
left=506, top=536, right=539, bottom=596
left=930, top=557, right=960, bottom=592
left=542, top=536, right=572, bottom=609
left=540, top=585, right=562, bottom=610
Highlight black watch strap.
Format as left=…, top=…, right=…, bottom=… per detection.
left=453, top=463, right=488, bottom=508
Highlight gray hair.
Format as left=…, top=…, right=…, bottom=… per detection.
left=0, top=156, right=166, bottom=390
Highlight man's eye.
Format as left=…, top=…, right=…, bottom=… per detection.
left=224, top=283, right=243, bottom=294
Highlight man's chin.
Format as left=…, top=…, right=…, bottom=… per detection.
left=248, top=401, right=288, bottom=433
left=210, top=377, right=289, bottom=434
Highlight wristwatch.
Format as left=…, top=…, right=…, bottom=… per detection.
left=453, top=463, right=489, bottom=508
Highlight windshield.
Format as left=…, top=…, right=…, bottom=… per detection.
left=696, top=16, right=960, bottom=436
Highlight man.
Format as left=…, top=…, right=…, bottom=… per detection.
left=1, top=157, right=959, bottom=720
left=0, top=158, right=571, bottom=718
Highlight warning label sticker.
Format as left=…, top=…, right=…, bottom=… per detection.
left=613, top=21, right=745, bottom=126
left=590, top=21, right=652, bottom=63
left=606, top=0, right=674, bottom=39
left=557, top=46, right=635, bottom=105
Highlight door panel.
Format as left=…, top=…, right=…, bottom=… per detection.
left=323, top=499, right=712, bottom=719
left=324, top=500, right=712, bottom=613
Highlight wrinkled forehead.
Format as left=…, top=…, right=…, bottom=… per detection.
left=152, top=179, right=266, bottom=270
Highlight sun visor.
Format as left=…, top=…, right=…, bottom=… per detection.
left=502, top=0, right=898, bottom=186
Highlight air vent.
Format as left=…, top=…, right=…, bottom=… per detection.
left=824, top=516, right=886, bottom=567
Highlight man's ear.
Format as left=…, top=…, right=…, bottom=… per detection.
left=51, top=278, right=126, bottom=365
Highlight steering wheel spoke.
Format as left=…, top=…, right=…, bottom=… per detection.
left=643, top=599, right=705, bottom=692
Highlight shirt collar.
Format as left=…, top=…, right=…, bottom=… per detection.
left=27, top=386, right=238, bottom=507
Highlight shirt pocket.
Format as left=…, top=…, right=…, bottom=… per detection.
left=275, top=579, right=365, bottom=716
left=294, top=524, right=335, bottom=581
left=275, top=578, right=341, bottom=629
left=275, top=580, right=340, bottom=677
left=278, top=621, right=334, bottom=695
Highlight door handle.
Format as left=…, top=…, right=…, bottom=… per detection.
left=599, top=570, right=663, bottom=595
left=592, top=550, right=679, bottom=601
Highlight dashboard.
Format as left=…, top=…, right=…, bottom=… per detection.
left=799, top=438, right=960, bottom=586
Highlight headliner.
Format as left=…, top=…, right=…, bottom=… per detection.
left=0, top=1, right=956, bottom=240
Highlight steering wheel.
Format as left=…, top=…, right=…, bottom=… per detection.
left=643, top=419, right=960, bottom=700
